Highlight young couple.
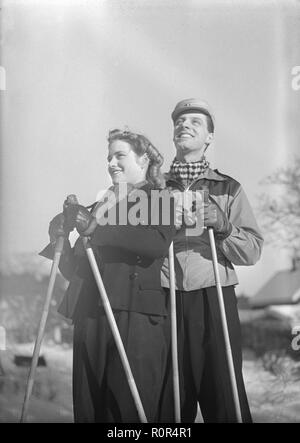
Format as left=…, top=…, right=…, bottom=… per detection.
left=41, top=98, right=263, bottom=423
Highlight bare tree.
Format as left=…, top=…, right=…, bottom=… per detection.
left=258, top=157, right=300, bottom=265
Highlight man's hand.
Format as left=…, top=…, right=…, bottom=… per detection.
left=172, top=190, right=205, bottom=229
left=48, top=213, right=70, bottom=244
left=204, top=201, right=232, bottom=238
left=64, top=204, right=97, bottom=236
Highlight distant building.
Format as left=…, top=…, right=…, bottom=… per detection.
left=249, top=262, right=300, bottom=309
left=237, top=294, right=251, bottom=310
left=240, top=260, right=300, bottom=357
left=0, top=271, right=69, bottom=343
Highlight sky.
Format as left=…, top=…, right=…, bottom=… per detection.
left=0, top=0, right=300, bottom=295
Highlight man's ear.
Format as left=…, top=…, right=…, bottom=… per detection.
left=206, top=133, right=214, bottom=144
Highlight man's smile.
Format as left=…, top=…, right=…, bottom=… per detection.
left=175, top=132, right=194, bottom=139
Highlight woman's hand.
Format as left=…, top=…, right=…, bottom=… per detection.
left=48, top=213, right=70, bottom=244
left=64, top=204, right=98, bottom=236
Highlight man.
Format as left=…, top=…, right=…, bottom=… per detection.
left=161, top=98, right=264, bottom=423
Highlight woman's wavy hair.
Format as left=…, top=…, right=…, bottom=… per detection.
left=107, top=128, right=165, bottom=189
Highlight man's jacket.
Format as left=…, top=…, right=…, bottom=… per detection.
left=161, top=168, right=264, bottom=291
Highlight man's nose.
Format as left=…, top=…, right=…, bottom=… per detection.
left=180, top=120, right=190, bottom=129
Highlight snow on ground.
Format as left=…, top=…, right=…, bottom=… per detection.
left=244, top=357, right=300, bottom=423
left=0, top=343, right=300, bottom=423
left=0, top=342, right=73, bottom=423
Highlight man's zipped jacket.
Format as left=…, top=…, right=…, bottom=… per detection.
left=161, top=168, right=264, bottom=291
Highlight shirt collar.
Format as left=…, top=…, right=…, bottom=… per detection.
left=165, top=167, right=227, bottom=184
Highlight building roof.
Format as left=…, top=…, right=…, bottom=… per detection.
left=249, top=267, right=300, bottom=309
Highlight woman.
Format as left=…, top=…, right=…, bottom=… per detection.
left=41, top=129, right=176, bottom=423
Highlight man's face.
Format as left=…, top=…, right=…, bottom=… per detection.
left=173, top=112, right=213, bottom=155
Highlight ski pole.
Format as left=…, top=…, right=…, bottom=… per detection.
left=168, top=242, right=181, bottom=423
left=208, top=227, right=243, bottom=423
left=83, top=237, right=148, bottom=423
left=20, top=236, right=65, bottom=423
left=64, top=194, right=148, bottom=421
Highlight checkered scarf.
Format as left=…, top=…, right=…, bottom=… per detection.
left=169, top=157, right=210, bottom=185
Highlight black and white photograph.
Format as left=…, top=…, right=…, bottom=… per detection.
left=0, top=0, right=300, bottom=426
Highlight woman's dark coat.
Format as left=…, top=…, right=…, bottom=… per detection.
left=40, top=183, right=176, bottom=321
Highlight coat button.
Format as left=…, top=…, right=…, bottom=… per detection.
left=129, top=272, right=138, bottom=280
left=137, top=255, right=142, bottom=264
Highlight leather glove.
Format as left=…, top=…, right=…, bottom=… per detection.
left=48, top=213, right=71, bottom=244
left=64, top=204, right=98, bottom=236
left=204, top=200, right=232, bottom=238
left=172, top=190, right=204, bottom=229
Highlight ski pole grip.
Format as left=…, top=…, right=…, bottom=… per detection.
left=65, top=194, right=79, bottom=206
left=62, top=194, right=79, bottom=232
left=54, top=236, right=65, bottom=254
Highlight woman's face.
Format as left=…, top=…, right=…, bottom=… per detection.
left=107, top=140, right=147, bottom=185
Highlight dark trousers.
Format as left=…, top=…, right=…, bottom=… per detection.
left=72, top=308, right=170, bottom=423
left=161, top=286, right=252, bottom=423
